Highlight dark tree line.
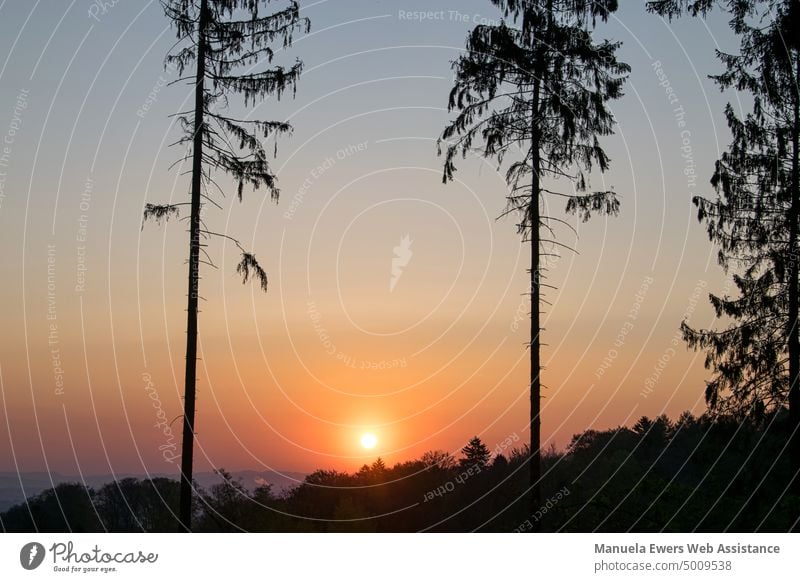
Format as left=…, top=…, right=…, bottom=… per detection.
left=3, top=413, right=797, bottom=532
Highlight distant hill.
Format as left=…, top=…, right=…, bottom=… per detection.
left=0, top=470, right=306, bottom=512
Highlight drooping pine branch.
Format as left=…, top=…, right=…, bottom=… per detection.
left=142, top=203, right=183, bottom=227
left=236, top=252, right=268, bottom=291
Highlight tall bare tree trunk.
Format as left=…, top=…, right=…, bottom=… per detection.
left=789, top=54, right=800, bottom=499
left=529, top=77, right=542, bottom=530
left=179, top=0, right=208, bottom=533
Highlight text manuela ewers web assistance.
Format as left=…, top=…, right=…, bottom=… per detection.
left=595, top=543, right=780, bottom=555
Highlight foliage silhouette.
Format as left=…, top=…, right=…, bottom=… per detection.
left=648, top=0, right=800, bottom=497
left=461, top=436, right=492, bottom=471
left=4, top=412, right=797, bottom=532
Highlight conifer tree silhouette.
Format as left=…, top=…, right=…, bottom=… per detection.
left=461, top=436, right=492, bottom=471
left=440, top=0, right=628, bottom=527
left=143, top=0, right=309, bottom=531
left=648, top=0, right=800, bottom=490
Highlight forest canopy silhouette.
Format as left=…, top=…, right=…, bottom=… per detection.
left=2, top=412, right=797, bottom=532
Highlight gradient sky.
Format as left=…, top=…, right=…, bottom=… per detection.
left=0, top=0, right=744, bottom=477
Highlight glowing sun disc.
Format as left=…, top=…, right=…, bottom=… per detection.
left=360, top=433, right=378, bottom=449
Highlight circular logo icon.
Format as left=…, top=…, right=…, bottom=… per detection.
left=19, top=542, right=46, bottom=570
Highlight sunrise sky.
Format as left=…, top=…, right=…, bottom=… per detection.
left=0, top=0, right=740, bottom=477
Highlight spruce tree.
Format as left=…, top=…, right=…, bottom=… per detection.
left=143, top=0, right=309, bottom=531
left=461, top=436, right=492, bottom=471
left=648, top=0, right=800, bottom=484
left=440, top=0, right=628, bottom=525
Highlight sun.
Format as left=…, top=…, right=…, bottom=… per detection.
left=360, top=432, right=378, bottom=449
